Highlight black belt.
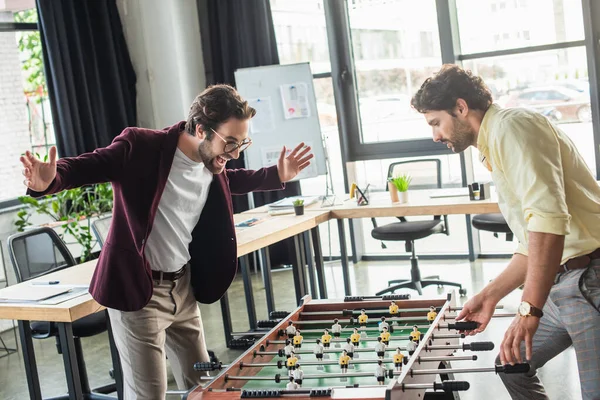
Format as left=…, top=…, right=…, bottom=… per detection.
left=151, top=265, right=186, bottom=282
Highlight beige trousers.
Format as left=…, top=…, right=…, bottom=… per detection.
left=107, top=267, right=210, bottom=400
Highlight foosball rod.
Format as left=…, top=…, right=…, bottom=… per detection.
left=280, top=321, right=482, bottom=335
left=239, top=355, right=478, bottom=369
left=254, top=341, right=495, bottom=357
left=300, top=305, right=504, bottom=317
left=268, top=333, right=463, bottom=345
left=224, top=364, right=528, bottom=382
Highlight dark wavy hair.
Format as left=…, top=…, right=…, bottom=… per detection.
left=185, top=84, right=256, bottom=138
left=411, top=64, right=493, bottom=115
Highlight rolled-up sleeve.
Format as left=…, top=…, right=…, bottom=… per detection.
left=491, top=114, right=571, bottom=236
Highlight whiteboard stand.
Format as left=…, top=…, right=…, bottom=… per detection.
left=320, top=132, right=337, bottom=207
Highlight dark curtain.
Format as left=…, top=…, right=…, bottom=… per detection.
left=36, top=0, right=136, bottom=157
left=199, top=0, right=302, bottom=267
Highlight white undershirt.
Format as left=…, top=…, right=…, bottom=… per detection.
left=144, top=148, right=213, bottom=272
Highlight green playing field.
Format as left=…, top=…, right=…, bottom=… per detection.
left=241, top=321, right=418, bottom=389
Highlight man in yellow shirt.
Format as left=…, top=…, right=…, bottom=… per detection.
left=427, top=306, right=437, bottom=323
left=380, top=326, right=391, bottom=345
left=389, top=301, right=399, bottom=315
left=412, top=64, right=600, bottom=400
left=321, top=329, right=332, bottom=348
left=409, top=325, right=421, bottom=344
left=392, top=347, right=404, bottom=371
left=358, top=309, right=368, bottom=326
left=286, top=351, right=298, bottom=371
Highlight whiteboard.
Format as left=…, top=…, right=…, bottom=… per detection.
left=234, top=63, right=327, bottom=181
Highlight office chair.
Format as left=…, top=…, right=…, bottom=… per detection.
left=472, top=213, right=513, bottom=241
left=372, top=159, right=466, bottom=296
left=8, top=227, right=116, bottom=399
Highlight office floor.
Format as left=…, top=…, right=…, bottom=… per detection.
left=0, top=258, right=582, bottom=400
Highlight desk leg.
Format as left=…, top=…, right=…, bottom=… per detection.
left=240, top=255, right=257, bottom=330
left=260, top=247, right=275, bottom=315
left=292, top=235, right=307, bottom=304
left=337, top=219, right=352, bottom=296
left=220, top=294, right=233, bottom=346
left=106, top=311, right=124, bottom=400
left=58, top=322, right=83, bottom=400
left=311, top=227, right=327, bottom=299
left=303, top=231, right=318, bottom=299
left=18, top=320, right=42, bottom=400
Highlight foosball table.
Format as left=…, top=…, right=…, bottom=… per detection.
left=186, top=292, right=529, bottom=399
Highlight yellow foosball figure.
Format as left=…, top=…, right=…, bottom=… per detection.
left=389, top=301, right=399, bottom=315
left=427, top=306, right=437, bottom=323
left=321, top=329, right=332, bottom=348
left=392, top=347, right=404, bottom=371
left=379, top=326, right=391, bottom=345
left=339, top=350, right=350, bottom=373
left=358, top=309, right=368, bottom=326
left=287, top=352, right=299, bottom=371
left=293, top=330, right=303, bottom=348
left=350, top=328, right=361, bottom=345
left=410, top=325, right=421, bottom=343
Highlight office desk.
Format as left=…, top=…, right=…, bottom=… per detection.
left=0, top=262, right=121, bottom=400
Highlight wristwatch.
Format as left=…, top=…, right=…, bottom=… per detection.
left=517, top=301, right=544, bottom=318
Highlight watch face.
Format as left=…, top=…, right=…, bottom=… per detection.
left=518, top=302, right=531, bottom=316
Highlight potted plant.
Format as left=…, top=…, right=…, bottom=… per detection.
left=293, top=199, right=305, bottom=216
left=389, top=174, right=412, bottom=204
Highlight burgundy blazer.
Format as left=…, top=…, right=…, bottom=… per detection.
left=28, top=121, right=284, bottom=311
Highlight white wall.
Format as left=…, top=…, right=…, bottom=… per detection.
left=115, top=0, right=206, bottom=129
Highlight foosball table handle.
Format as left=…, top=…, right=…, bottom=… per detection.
left=257, top=320, right=280, bottom=328
left=269, top=311, right=289, bottom=319
left=229, top=338, right=256, bottom=349
left=193, top=361, right=223, bottom=371
left=433, top=381, right=471, bottom=392
left=463, top=341, right=495, bottom=351
left=448, top=321, right=480, bottom=331
left=496, top=363, right=531, bottom=374
left=381, top=294, right=411, bottom=301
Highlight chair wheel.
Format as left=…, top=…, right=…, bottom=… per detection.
left=109, top=368, right=115, bottom=379
left=459, top=288, right=467, bottom=296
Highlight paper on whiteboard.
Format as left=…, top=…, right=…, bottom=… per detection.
left=280, top=82, right=310, bottom=119
left=248, top=97, right=275, bottom=133
left=260, top=142, right=318, bottom=181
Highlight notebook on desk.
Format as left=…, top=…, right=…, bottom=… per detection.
left=429, top=188, right=470, bottom=198
left=0, top=285, right=72, bottom=303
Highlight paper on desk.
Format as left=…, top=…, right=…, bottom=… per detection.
left=0, top=285, right=72, bottom=302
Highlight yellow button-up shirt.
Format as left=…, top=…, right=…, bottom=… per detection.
left=478, top=104, right=600, bottom=263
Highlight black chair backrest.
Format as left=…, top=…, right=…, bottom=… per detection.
left=91, top=214, right=112, bottom=248
left=386, top=159, right=442, bottom=191
left=7, top=227, right=76, bottom=283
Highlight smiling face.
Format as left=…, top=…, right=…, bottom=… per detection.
left=424, top=108, right=477, bottom=154
left=196, top=118, right=249, bottom=174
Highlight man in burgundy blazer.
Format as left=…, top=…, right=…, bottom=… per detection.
left=20, top=84, right=313, bottom=399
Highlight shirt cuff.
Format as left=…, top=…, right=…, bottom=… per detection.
left=525, top=210, right=571, bottom=236
left=515, top=242, right=528, bottom=256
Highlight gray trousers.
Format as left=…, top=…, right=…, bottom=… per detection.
left=497, top=263, right=600, bottom=400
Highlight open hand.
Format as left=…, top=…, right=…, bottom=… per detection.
left=500, top=315, right=539, bottom=365
left=456, top=293, right=497, bottom=336
left=277, top=143, right=314, bottom=183
left=19, top=146, right=57, bottom=192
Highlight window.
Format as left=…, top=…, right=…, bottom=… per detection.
left=457, top=0, right=584, bottom=54
left=347, top=0, right=442, bottom=144
left=0, top=7, right=56, bottom=203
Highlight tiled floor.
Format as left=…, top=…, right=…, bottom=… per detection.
left=0, top=258, right=583, bottom=399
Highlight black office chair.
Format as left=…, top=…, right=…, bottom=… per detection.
left=8, top=227, right=116, bottom=399
left=472, top=213, right=513, bottom=241
left=373, top=159, right=466, bottom=296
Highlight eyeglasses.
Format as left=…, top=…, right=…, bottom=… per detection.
left=210, top=128, right=252, bottom=154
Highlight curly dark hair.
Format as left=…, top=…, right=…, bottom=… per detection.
left=185, top=84, right=256, bottom=137
left=411, top=64, right=493, bottom=115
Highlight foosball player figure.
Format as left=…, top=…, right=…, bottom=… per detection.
left=409, top=325, right=421, bottom=344
left=375, top=360, right=387, bottom=386
left=350, top=328, right=361, bottom=346
left=293, top=330, right=303, bottom=349
left=332, top=318, right=342, bottom=338
left=374, top=337, right=386, bottom=360
left=293, top=364, right=304, bottom=387
left=392, top=347, right=404, bottom=371
left=314, top=339, right=324, bottom=360
left=286, top=376, right=298, bottom=391
left=379, top=316, right=389, bottom=332
left=284, top=339, right=294, bottom=358
left=389, top=300, right=399, bottom=315
left=380, top=326, right=391, bottom=346
left=339, top=350, right=350, bottom=373
left=344, top=338, right=355, bottom=359
left=285, top=321, right=297, bottom=339
left=286, top=351, right=298, bottom=373
left=406, top=339, right=417, bottom=356
left=358, top=309, right=368, bottom=326
left=427, top=306, right=437, bottom=323
left=321, top=329, right=332, bottom=348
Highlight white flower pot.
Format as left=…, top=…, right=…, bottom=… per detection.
left=398, top=191, right=409, bottom=204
